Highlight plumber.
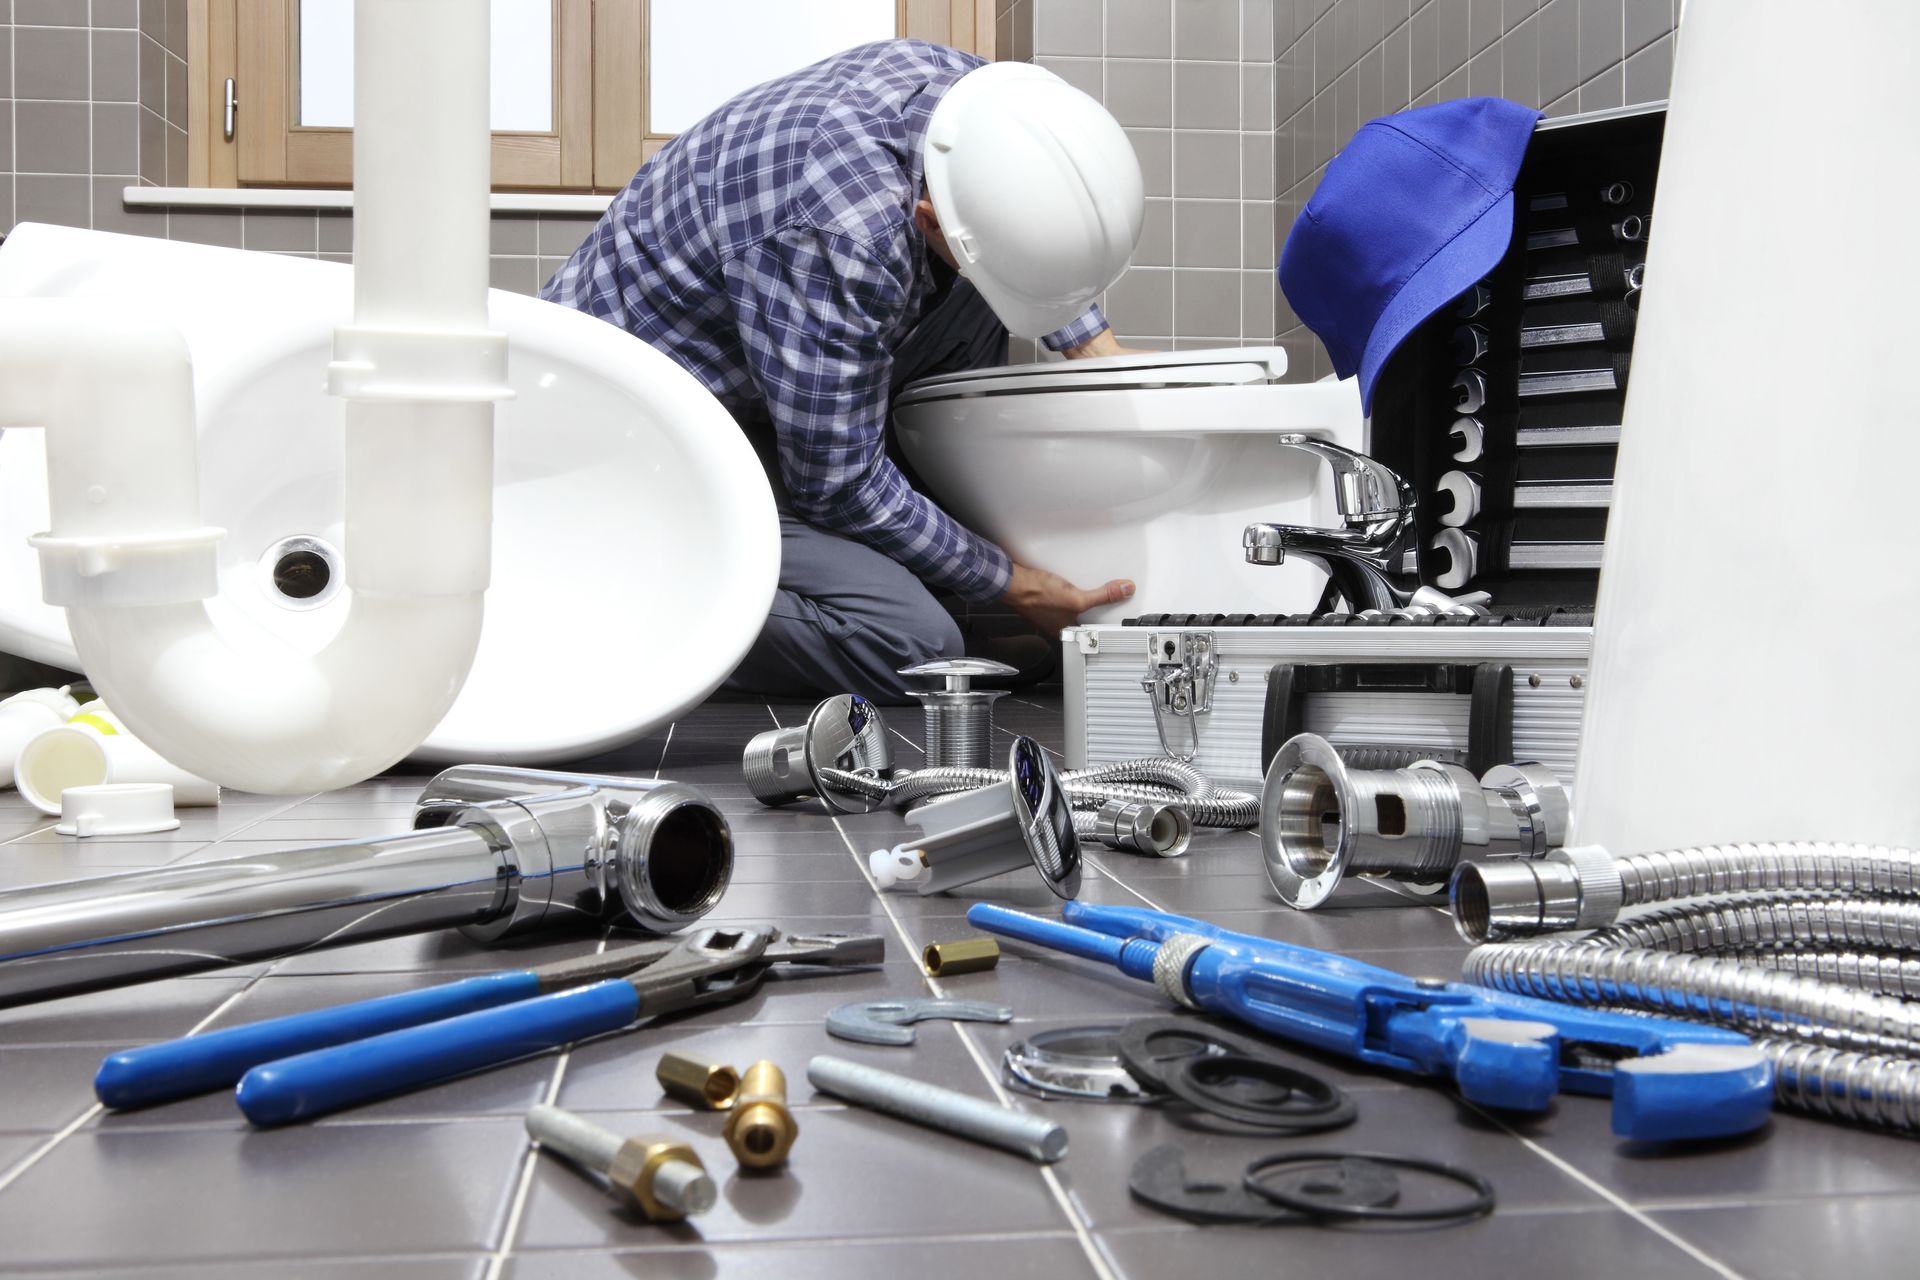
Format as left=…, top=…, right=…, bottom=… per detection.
left=544, top=39, right=1144, bottom=702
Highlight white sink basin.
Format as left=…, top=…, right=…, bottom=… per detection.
left=0, top=224, right=779, bottom=764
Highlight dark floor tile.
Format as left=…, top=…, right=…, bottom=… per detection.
left=0, top=1118, right=526, bottom=1266
left=0, top=974, right=253, bottom=1046
left=1097, top=1206, right=1724, bottom=1276
left=702, top=878, right=893, bottom=918
left=266, top=921, right=612, bottom=977
left=505, top=1234, right=1096, bottom=1279
left=0, top=1046, right=108, bottom=1130
left=726, top=851, right=869, bottom=883
left=512, top=1106, right=1066, bottom=1249
left=1652, top=1194, right=1920, bottom=1279
left=69, top=1259, right=488, bottom=1280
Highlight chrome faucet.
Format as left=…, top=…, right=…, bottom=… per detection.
left=1244, top=435, right=1474, bottom=614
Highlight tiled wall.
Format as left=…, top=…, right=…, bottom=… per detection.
left=1272, top=0, right=1679, bottom=380
left=0, top=0, right=601, bottom=293
left=1015, top=0, right=1279, bottom=356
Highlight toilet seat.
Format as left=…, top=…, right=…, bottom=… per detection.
left=896, top=346, right=1288, bottom=404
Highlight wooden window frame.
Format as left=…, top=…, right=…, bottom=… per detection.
left=191, top=0, right=996, bottom=193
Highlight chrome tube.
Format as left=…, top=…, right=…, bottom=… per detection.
left=0, top=766, right=734, bottom=1008
left=816, top=763, right=1258, bottom=829
left=0, top=824, right=505, bottom=1007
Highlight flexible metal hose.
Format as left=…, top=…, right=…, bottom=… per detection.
left=1062, top=758, right=1217, bottom=799
left=1761, top=1039, right=1920, bottom=1133
left=1734, top=951, right=1920, bottom=1000
left=1612, top=842, right=1920, bottom=909
left=1591, top=895, right=1920, bottom=956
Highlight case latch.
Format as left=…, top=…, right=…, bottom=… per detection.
left=1139, top=631, right=1217, bottom=762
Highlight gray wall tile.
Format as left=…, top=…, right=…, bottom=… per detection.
left=165, top=50, right=186, bottom=129
left=1625, top=0, right=1667, bottom=52
left=1036, top=54, right=1102, bottom=97
left=138, top=33, right=165, bottom=117
left=1241, top=200, right=1275, bottom=270
left=90, top=177, right=167, bottom=236
left=1172, top=267, right=1239, bottom=335
left=1173, top=60, right=1240, bottom=129
left=1106, top=58, right=1172, bottom=127
left=168, top=208, right=243, bottom=247
left=1469, top=43, right=1502, bottom=95
left=93, top=0, right=140, bottom=28
left=1173, top=198, right=1239, bottom=267
left=1241, top=131, right=1274, bottom=200
left=1174, top=0, right=1239, bottom=61
left=1578, top=63, right=1624, bottom=111
left=1243, top=0, right=1275, bottom=63
left=1133, top=196, right=1172, bottom=265
left=92, top=104, right=138, bottom=176
left=489, top=255, right=540, bottom=296
left=164, top=121, right=186, bottom=185
left=92, top=28, right=138, bottom=102
left=1127, top=127, right=1172, bottom=196
left=1104, top=0, right=1171, bottom=59
left=1241, top=61, right=1273, bottom=129
left=15, top=0, right=84, bottom=25
left=137, top=106, right=165, bottom=186
left=163, top=0, right=187, bottom=57
left=1623, top=31, right=1672, bottom=102
left=1501, top=11, right=1541, bottom=107
left=1106, top=265, right=1173, bottom=335
left=318, top=214, right=354, bottom=254
left=1173, top=130, right=1239, bottom=198
left=1470, top=0, right=1504, bottom=54
left=538, top=215, right=599, bottom=258
left=1578, top=0, right=1624, bottom=84
left=1539, top=0, right=1581, bottom=100
left=0, top=25, right=11, bottom=98
left=243, top=210, right=319, bottom=254
left=490, top=215, right=538, bottom=256
left=16, top=101, right=90, bottom=174
left=16, top=173, right=90, bottom=228
left=1035, top=0, right=1102, bottom=57
left=15, top=24, right=90, bottom=100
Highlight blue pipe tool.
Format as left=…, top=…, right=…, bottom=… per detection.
left=94, top=926, right=882, bottom=1125
left=966, top=901, right=1773, bottom=1142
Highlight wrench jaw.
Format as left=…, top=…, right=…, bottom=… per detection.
left=1610, top=1043, right=1775, bottom=1143
left=1448, top=1017, right=1561, bottom=1115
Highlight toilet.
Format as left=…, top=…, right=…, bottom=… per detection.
left=891, top=348, right=1365, bottom=622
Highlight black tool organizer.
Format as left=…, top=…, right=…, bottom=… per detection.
left=1368, top=102, right=1665, bottom=610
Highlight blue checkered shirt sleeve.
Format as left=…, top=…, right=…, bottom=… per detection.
left=1044, top=306, right=1111, bottom=353
left=725, top=224, right=1015, bottom=601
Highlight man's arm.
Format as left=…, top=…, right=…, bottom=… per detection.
left=1046, top=305, right=1144, bottom=360
left=724, top=226, right=1013, bottom=600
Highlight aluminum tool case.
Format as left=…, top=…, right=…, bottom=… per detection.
left=1064, top=106, right=1661, bottom=795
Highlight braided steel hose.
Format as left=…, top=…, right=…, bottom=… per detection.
left=1591, top=895, right=1920, bottom=956
left=1062, top=758, right=1217, bottom=800
left=1760, top=1039, right=1920, bottom=1133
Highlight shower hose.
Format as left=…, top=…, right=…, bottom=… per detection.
left=818, top=757, right=1261, bottom=830
left=1460, top=841, right=1920, bottom=1134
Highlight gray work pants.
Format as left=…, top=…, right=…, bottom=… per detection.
left=725, top=276, right=1007, bottom=705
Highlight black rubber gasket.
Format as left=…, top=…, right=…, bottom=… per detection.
left=1163, top=1053, right=1356, bottom=1133
left=1132, top=1146, right=1401, bottom=1225
left=1115, top=1017, right=1291, bottom=1094
left=1244, top=1152, right=1495, bottom=1223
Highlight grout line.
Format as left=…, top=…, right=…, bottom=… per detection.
left=792, top=693, right=1120, bottom=1280
left=651, top=720, right=677, bottom=779
left=1462, top=1101, right=1750, bottom=1280
left=483, top=927, right=612, bottom=1280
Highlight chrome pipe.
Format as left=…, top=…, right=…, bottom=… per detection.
left=0, top=766, right=735, bottom=1007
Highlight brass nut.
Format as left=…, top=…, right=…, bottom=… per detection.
left=723, top=1060, right=797, bottom=1170
left=922, top=937, right=1000, bottom=977
left=606, top=1137, right=710, bottom=1221
left=656, top=1052, right=740, bottom=1111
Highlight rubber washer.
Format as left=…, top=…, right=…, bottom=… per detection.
left=1244, top=1152, right=1495, bottom=1223
left=1115, top=1017, right=1288, bottom=1094
left=1128, top=1145, right=1290, bottom=1224
left=1163, top=1054, right=1356, bottom=1134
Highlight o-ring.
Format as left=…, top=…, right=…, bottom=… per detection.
left=1163, top=1053, right=1356, bottom=1133
left=1243, top=1152, right=1495, bottom=1223
left=1115, top=1017, right=1292, bottom=1094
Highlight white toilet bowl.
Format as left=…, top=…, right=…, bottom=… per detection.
left=891, top=348, right=1365, bottom=623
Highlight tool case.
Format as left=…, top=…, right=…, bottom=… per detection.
left=1064, top=104, right=1663, bottom=794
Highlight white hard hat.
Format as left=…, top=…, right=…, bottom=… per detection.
left=923, top=63, right=1145, bottom=340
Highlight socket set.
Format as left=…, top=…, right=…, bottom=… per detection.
left=1367, top=102, right=1666, bottom=609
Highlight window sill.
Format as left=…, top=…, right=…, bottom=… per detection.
left=120, top=187, right=614, bottom=215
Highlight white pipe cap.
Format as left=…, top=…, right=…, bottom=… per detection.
left=54, top=783, right=180, bottom=837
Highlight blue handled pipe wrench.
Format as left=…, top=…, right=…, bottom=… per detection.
left=967, top=901, right=1773, bottom=1142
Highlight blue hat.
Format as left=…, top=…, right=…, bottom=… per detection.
left=1279, top=97, right=1542, bottom=413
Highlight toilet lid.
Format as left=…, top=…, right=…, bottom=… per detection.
left=895, top=346, right=1289, bottom=405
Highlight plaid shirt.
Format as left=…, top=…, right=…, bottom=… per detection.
left=542, top=40, right=1107, bottom=600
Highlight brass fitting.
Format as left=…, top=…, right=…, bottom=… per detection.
left=607, top=1136, right=716, bottom=1220
left=922, top=937, right=1000, bottom=977
left=655, top=1052, right=740, bottom=1110
left=723, top=1059, right=797, bottom=1170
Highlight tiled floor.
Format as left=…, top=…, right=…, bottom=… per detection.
left=1, top=692, right=1916, bottom=1277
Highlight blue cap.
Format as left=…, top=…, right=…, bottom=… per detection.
left=1278, top=97, right=1542, bottom=413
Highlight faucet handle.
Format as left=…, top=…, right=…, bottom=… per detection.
left=1274, top=434, right=1410, bottom=521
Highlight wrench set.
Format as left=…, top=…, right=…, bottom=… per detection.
left=1367, top=103, right=1665, bottom=608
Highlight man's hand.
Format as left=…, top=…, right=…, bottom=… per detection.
left=1061, top=328, right=1150, bottom=360
left=1001, top=563, right=1135, bottom=635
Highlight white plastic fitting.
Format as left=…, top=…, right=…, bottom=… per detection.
left=14, top=715, right=220, bottom=815
left=0, top=0, right=508, bottom=793
left=0, top=688, right=78, bottom=788
left=54, top=783, right=179, bottom=837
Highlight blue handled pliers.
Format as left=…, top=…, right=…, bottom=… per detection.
left=95, top=926, right=884, bottom=1126
left=967, top=901, right=1773, bottom=1142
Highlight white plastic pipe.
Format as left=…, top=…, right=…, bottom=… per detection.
left=0, top=688, right=77, bottom=788
left=0, top=0, right=506, bottom=793
left=14, top=719, right=220, bottom=814
left=1573, top=0, right=1920, bottom=852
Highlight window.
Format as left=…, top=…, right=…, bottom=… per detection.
left=190, top=1, right=999, bottom=192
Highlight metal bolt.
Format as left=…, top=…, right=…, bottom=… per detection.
left=1570, top=675, right=1585, bottom=689
left=1228, top=670, right=1240, bottom=684
left=1528, top=672, right=1542, bottom=688
left=807, top=1054, right=1067, bottom=1163
left=525, top=1103, right=715, bottom=1220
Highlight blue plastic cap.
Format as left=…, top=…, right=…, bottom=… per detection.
left=1278, top=96, right=1542, bottom=413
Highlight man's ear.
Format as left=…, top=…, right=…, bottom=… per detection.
left=912, top=197, right=940, bottom=239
